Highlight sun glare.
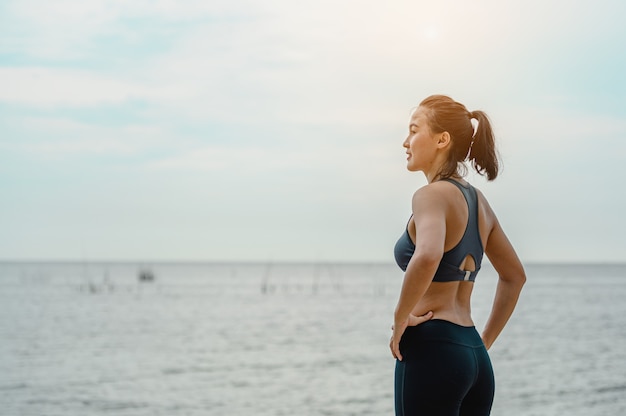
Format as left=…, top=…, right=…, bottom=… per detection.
left=423, top=26, right=440, bottom=41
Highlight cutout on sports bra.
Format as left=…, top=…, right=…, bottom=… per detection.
left=459, top=254, right=476, bottom=273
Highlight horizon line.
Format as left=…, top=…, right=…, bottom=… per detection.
left=0, top=258, right=624, bottom=266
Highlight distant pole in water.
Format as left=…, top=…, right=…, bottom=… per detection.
left=138, top=268, right=155, bottom=282
left=260, top=262, right=272, bottom=294
left=329, top=264, right=343, bottom=294
left=312, top=263, right=320, bottom=295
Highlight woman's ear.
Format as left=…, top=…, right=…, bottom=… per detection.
left=437, top=131, right=451, bottom=149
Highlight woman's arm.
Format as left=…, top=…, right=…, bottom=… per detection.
left=391, top=187, right=446, bottom=360
left=481, top=218, right=526, bottom=350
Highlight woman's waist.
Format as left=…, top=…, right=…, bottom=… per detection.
left=411, top=297, right=473, bottom=327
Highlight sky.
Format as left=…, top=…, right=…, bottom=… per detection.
left=1, top=0, right=625, bottom=263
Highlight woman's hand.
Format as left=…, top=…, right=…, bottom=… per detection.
left=390, top=311, right=433, bottom=361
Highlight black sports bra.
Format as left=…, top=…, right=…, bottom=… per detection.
left=393, top=179, right=484, bottom=282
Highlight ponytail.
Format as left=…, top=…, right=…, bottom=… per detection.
left=468, top=110, right=499, bottom=180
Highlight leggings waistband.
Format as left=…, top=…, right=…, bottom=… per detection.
left=401, top=319, right=484, bottom=348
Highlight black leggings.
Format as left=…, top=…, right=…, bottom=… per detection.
left=395, top=320, right=495, bottom=416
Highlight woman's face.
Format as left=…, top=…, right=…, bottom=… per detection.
left=403, top=107, right=440, bottom=172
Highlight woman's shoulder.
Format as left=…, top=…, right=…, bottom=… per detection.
left=469, top=186, right=499, bottom=227
left=414, top=180, right=499, bottom=214
left=412, top=179, right=468, bottom=199
left=412, top=181, right=445, bottom=198
left=470, top=185, right=493, bottom=210
left=411, top=181, right=457, bottom=209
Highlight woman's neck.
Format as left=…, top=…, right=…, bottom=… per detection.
left=425, top=171, right=462, bottom=184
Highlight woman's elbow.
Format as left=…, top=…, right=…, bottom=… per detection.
left=501, top=266, right=526, bottom=287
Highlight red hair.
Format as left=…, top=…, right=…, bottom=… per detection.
left=419, top=95, right=499, bottom=180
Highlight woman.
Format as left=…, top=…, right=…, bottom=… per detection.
left=391, top=95, right=526, bottom=416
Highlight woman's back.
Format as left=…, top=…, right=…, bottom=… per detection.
left=404, top=179, right=497, bottom=326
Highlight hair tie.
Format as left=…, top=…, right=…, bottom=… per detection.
left=469, top=116, right=478, bottom=138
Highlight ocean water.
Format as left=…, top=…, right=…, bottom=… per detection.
left=1, top=262, right=625, bottom=416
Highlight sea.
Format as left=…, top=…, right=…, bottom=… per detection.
left=1, top=261, right=625, bottom=416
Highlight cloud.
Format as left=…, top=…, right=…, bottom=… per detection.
left=2, top=0, right=262, bottom=59
left=2, top=0, right=626, bottom=262
left=4, top=0, right=624, bottom=123
left=0, top=67, right=192, bottom=107
left=0, top=114, right=173, bottom=159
